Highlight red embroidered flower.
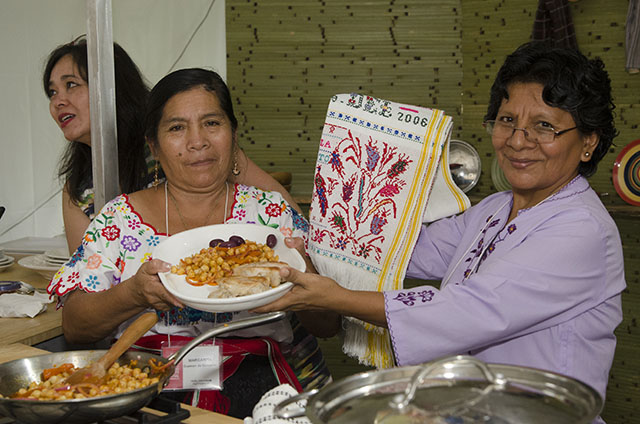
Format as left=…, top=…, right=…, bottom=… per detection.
left=311, top=229, right=325, bottom=243
left=101, top=225, right=120, bottom=241
left=115, top=257, right=125, bottom=274
left=265, top=203, right=282, bottom=218
left=67, top=271, right=80, bottom=284
left=379, top=183, right=400, bottom=197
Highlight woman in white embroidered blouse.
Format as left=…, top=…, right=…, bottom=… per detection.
left=48, top=68, right=334, bottom=417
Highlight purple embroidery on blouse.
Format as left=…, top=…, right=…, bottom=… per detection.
left=121, top=235, right=141, bottom=252
left=459, top=212, right=519, bottom=284
left=393, top=290, right=435, bottom=306
left=479, top=224, right=517, bottom=265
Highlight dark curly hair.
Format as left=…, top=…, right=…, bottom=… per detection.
left=484, top=41, right=617, bottom=177
left=43, top=38, right=150, bottom=202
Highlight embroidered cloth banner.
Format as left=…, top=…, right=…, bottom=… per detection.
left=308, top=93, right=468, bottom=368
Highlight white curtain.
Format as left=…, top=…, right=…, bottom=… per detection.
left=0, top=0, right=226, bottom=243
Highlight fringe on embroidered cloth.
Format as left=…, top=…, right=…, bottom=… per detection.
left=308, top=93, right=469, bottom=369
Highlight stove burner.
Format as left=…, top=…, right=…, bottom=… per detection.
left=102, top=396, right=190, bottom=424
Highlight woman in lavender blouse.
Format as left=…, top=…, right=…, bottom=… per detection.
left=257, top=41, right=624, bottom=422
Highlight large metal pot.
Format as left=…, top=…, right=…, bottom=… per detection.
left=0, top=311, right=285, bottom=424
left=275, top=355, right=602, bottom=424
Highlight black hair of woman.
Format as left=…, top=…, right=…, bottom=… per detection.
left=484, top=41, right=618, bottom=178
left=43, top=39, right=151, bottom=202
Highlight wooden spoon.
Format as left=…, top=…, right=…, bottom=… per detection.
left=65, top=311, right=158, bottom=385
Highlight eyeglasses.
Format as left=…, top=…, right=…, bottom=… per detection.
left=483, top=120, right=577, bottom=144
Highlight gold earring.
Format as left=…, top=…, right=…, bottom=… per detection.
left=153, top=163, right=160, bottom=188
left=232, top=155, right=240, bottom=176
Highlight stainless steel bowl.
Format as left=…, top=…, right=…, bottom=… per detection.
left=449, top=140, right=481, bottom=193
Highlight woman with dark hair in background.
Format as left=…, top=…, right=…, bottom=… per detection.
left=257, top=41, right=625, bottom=423
left=44, top=38, right=299, bottom=253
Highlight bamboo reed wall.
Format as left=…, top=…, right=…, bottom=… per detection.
left=226, top=1, right=640, bottom=421
left=226, top=0, right=463, bottom=198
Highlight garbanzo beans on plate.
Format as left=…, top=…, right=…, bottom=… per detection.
left=171, top=237, right=278, bottom=286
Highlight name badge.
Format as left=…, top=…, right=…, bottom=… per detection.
left=161, top=342, right=222, bottom=390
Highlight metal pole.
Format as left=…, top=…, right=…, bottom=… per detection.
left=86, top=0, right=119, bottom=211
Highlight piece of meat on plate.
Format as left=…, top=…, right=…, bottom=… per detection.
left=232, top=261, right=288, bottom=287
left=209, top=275, right=271, bottom=298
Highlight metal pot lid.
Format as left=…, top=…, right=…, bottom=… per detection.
left=276, top=356, right=602, bottom=424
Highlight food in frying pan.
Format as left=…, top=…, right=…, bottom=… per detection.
left=4, top=359, right=170, bottom=401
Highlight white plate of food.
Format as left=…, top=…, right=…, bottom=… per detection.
left=153, top=224, right=306, bottom=312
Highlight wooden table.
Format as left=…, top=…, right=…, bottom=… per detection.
left=0, top=263, right=63, bottom=346
left=0, top=344, right=242, bottom=423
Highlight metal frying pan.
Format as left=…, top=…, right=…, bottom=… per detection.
left=0, top=311, right=286, bottom=424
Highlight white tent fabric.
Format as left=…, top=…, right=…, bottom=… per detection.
left=0, top=0, right=226, bottom=243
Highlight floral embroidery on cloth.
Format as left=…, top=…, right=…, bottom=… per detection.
left=311, top=128, right=412, bottom=264
left=308, top=93, right=460, bottom=368
left=392, top=290, right=435, bottom=306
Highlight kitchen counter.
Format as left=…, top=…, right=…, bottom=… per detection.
left=0, top=264, right=62, bottom=346
left=0, top=344, right=242, bottom=423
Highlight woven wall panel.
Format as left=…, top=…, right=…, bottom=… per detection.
left=227, top=0, right=463, bottom=197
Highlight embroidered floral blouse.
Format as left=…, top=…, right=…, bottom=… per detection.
left=48, top=184, right=331, bottom=391
left=48, top=183, right=309, bottom=338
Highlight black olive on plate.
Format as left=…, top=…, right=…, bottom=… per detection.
left=209, top=238, right=224, bottom=248
left=218, top=240, right=237, bottom=248
left=266, top=234, right=277, bottom=248
left=229, top=235, right=245, bottom=246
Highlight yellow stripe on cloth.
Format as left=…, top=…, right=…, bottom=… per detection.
left=390, top=111, right=452, bottom=290
left=377, top=109, right=444, bottom=292
left=364, top=111, right=452, bottom=369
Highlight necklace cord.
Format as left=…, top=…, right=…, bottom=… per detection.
left=165, top=181, right=229, bottom=234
